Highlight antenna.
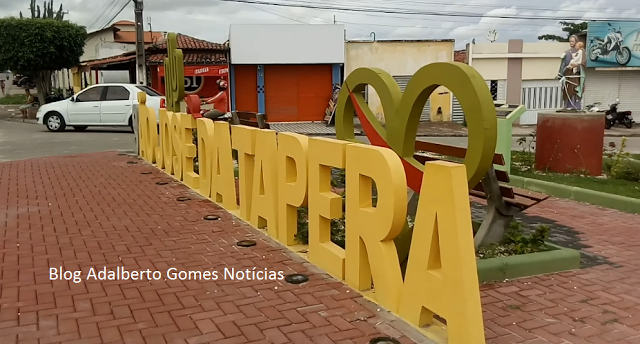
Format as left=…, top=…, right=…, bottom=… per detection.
left=485, top=30, right=499, bottom=43
left=147, top=16, right=152, bottom=32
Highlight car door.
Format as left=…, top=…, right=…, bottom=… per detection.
left=67, top=86, right=105, bottom=124
left=100, top=86, right=132, bottom=124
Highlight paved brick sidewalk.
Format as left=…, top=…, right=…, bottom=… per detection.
left=3, top=152, right=640, bottom=344
left=479, top=197, right=640, bottom=344
left=0, top=152, right=430, bottom=344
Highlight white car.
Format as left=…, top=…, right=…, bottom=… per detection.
left=36, top=83, right=165, bottom=132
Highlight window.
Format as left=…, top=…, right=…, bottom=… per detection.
left=135, top=85, right=163, bottom=97
left=105, top=86, right=130, bottom=101
left=75, top=86, right=104, bottom=102
left=489, top=80, right=498, bottom=101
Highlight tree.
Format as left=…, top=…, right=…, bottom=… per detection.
left=20, top=0, right=66, bottom=20
left=0, top=18, right=85, bottom=102
left=538, top=21, right=588, bottom=42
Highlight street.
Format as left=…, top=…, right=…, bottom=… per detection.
left=2, top=119, right=640, bottom=163
left=0, top=120, right=134, bottom=162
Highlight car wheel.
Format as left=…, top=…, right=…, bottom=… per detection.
left=73, top=126, right=88, bottom=131
left=44, top=112, right=66, bottom=132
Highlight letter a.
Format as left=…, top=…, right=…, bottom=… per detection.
left=398, top=161, right=484, bottom=344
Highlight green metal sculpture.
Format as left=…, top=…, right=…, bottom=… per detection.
left=164, top=33, right=185, bottom=112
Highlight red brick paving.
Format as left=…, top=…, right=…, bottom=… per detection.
left=481, top=198, right=640, bottom=344
left=2, top=152, right=640, bottom=344
left=0, top=152, right=428, bottom=344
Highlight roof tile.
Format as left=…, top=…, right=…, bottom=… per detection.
left=152, top=33, right=228, bottom=51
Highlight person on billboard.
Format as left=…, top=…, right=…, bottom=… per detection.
left=202, top=79, right=228, bottom=120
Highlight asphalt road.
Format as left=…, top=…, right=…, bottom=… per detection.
left=2, top=119, right=640, bottom=163
left=0, top=120, right=135, bottom=163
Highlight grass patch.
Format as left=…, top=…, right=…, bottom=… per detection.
left=511, top=134, right=640, bottom=199
left=511, top=168, right=640, bottom=199
left=0, top=94, right=27, bottom=105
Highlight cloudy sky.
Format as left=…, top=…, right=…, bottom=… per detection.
left=1, top=0, right=639, bottom=48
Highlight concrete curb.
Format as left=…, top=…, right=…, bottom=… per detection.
left=477, top=243, right=581, bottom=283
left=509, top=175, right=640, bottom=214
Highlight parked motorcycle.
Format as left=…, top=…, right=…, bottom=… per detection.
left=605, top=99, right=634, bottom=129
left=589, top=23, right=632, bottom=66
left=44, top=90, right=64, bottom=104
left=585, top=102, right=602, bottom=112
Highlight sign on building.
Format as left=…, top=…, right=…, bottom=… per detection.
left=586, top=21, right=640, bottom=68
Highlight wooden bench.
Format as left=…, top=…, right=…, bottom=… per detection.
left=231, top=111, right=269, bottom=129
left=412, top=140, right=549, bottom=248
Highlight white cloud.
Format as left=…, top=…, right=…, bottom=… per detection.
left=1, top=0, right=639, bottom=49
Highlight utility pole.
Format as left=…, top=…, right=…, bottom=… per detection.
left=132, top=0, right=146, bottom=155
left=133, top=0, right=146, bottom=86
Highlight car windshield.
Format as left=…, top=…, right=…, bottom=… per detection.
left=135, top=85, right=163, bottom=97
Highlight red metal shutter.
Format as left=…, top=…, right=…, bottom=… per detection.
left=264, top=65, right=332, bottom=122
left=233, top=65, right=258, bottom=113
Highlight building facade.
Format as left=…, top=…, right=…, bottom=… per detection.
left=582, top=21, right=640, bottom=116
left=229, top=24, right=344, bottom=122
left=77, top=34, right=229, bottom=101
left=345, top=40, right=456, bottom=123
left=468, top=40, right=568, bottom=125
left=55, top=20, right=165, bottom=93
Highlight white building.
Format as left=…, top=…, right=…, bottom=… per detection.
left=54, top=20, right=166, bottom=92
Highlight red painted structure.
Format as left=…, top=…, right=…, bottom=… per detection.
left=152, top=65, right=230, bottom=100
left=535, top=112, right=605, bottom=176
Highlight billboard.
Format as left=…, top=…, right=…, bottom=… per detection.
left=586, top=21, right=640, bottom=67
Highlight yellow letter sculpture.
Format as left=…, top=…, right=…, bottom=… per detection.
left=398, top=161, right=484, bottom=344
left=277, top=133, right=309, bottom=246
left=159, top=109, right=173, bottom=172
left=307, top=137, right=348, bottom=280
left=137, top=92, right=150, bottom=160
left=231, top=125, right=257, bottom=221
left=171, top=112, right=183, bottom=180
left=181, top=114, right=199, bottom=189
left=196, top=118, right=215, bottom=199
left=344, top=143, right=407, bottom=313
left=211, top=122, right=238, bottom=211
left=250, top=129, right=278, bottom=233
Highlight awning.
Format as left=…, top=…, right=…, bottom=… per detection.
left=157, top=65, right=229, bottom=77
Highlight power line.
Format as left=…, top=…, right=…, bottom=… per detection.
left=216, top=0, right=640, bottom=22
left=87, top=0, right=118, bottom=31
left=99, top=0, right=132, bottom=30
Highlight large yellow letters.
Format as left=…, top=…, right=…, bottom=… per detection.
left=231, top=126, right=257, bottom=221
left=180, top=113, right=199, bottom=189
left=398, top=161, right=484, bottom=344
left=307, top=137, right=348, bottom=280
left=211, top=122, right=238, bottom=211
left=159, top=109, right=173, bottom=173
left=196, top=118, right=215, bottom=199
left=277, top=133, right=309, bottom=246
left=250, top=129, right=278, bottom=233
left=170, top=112, right=183, bottom=179
left=344, top=143, right=407, bottom=313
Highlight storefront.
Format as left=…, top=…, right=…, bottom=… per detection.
left=229, top=24, right=344, bottom=122
left=583, top=21, right=640, bottom=114
left=153, top=65, right=229, bottom=99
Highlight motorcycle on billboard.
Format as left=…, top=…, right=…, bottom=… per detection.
left=588, top=23, right=632, bottom=66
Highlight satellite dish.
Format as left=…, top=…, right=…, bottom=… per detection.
left=486, top=30, right=499, bottom=43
